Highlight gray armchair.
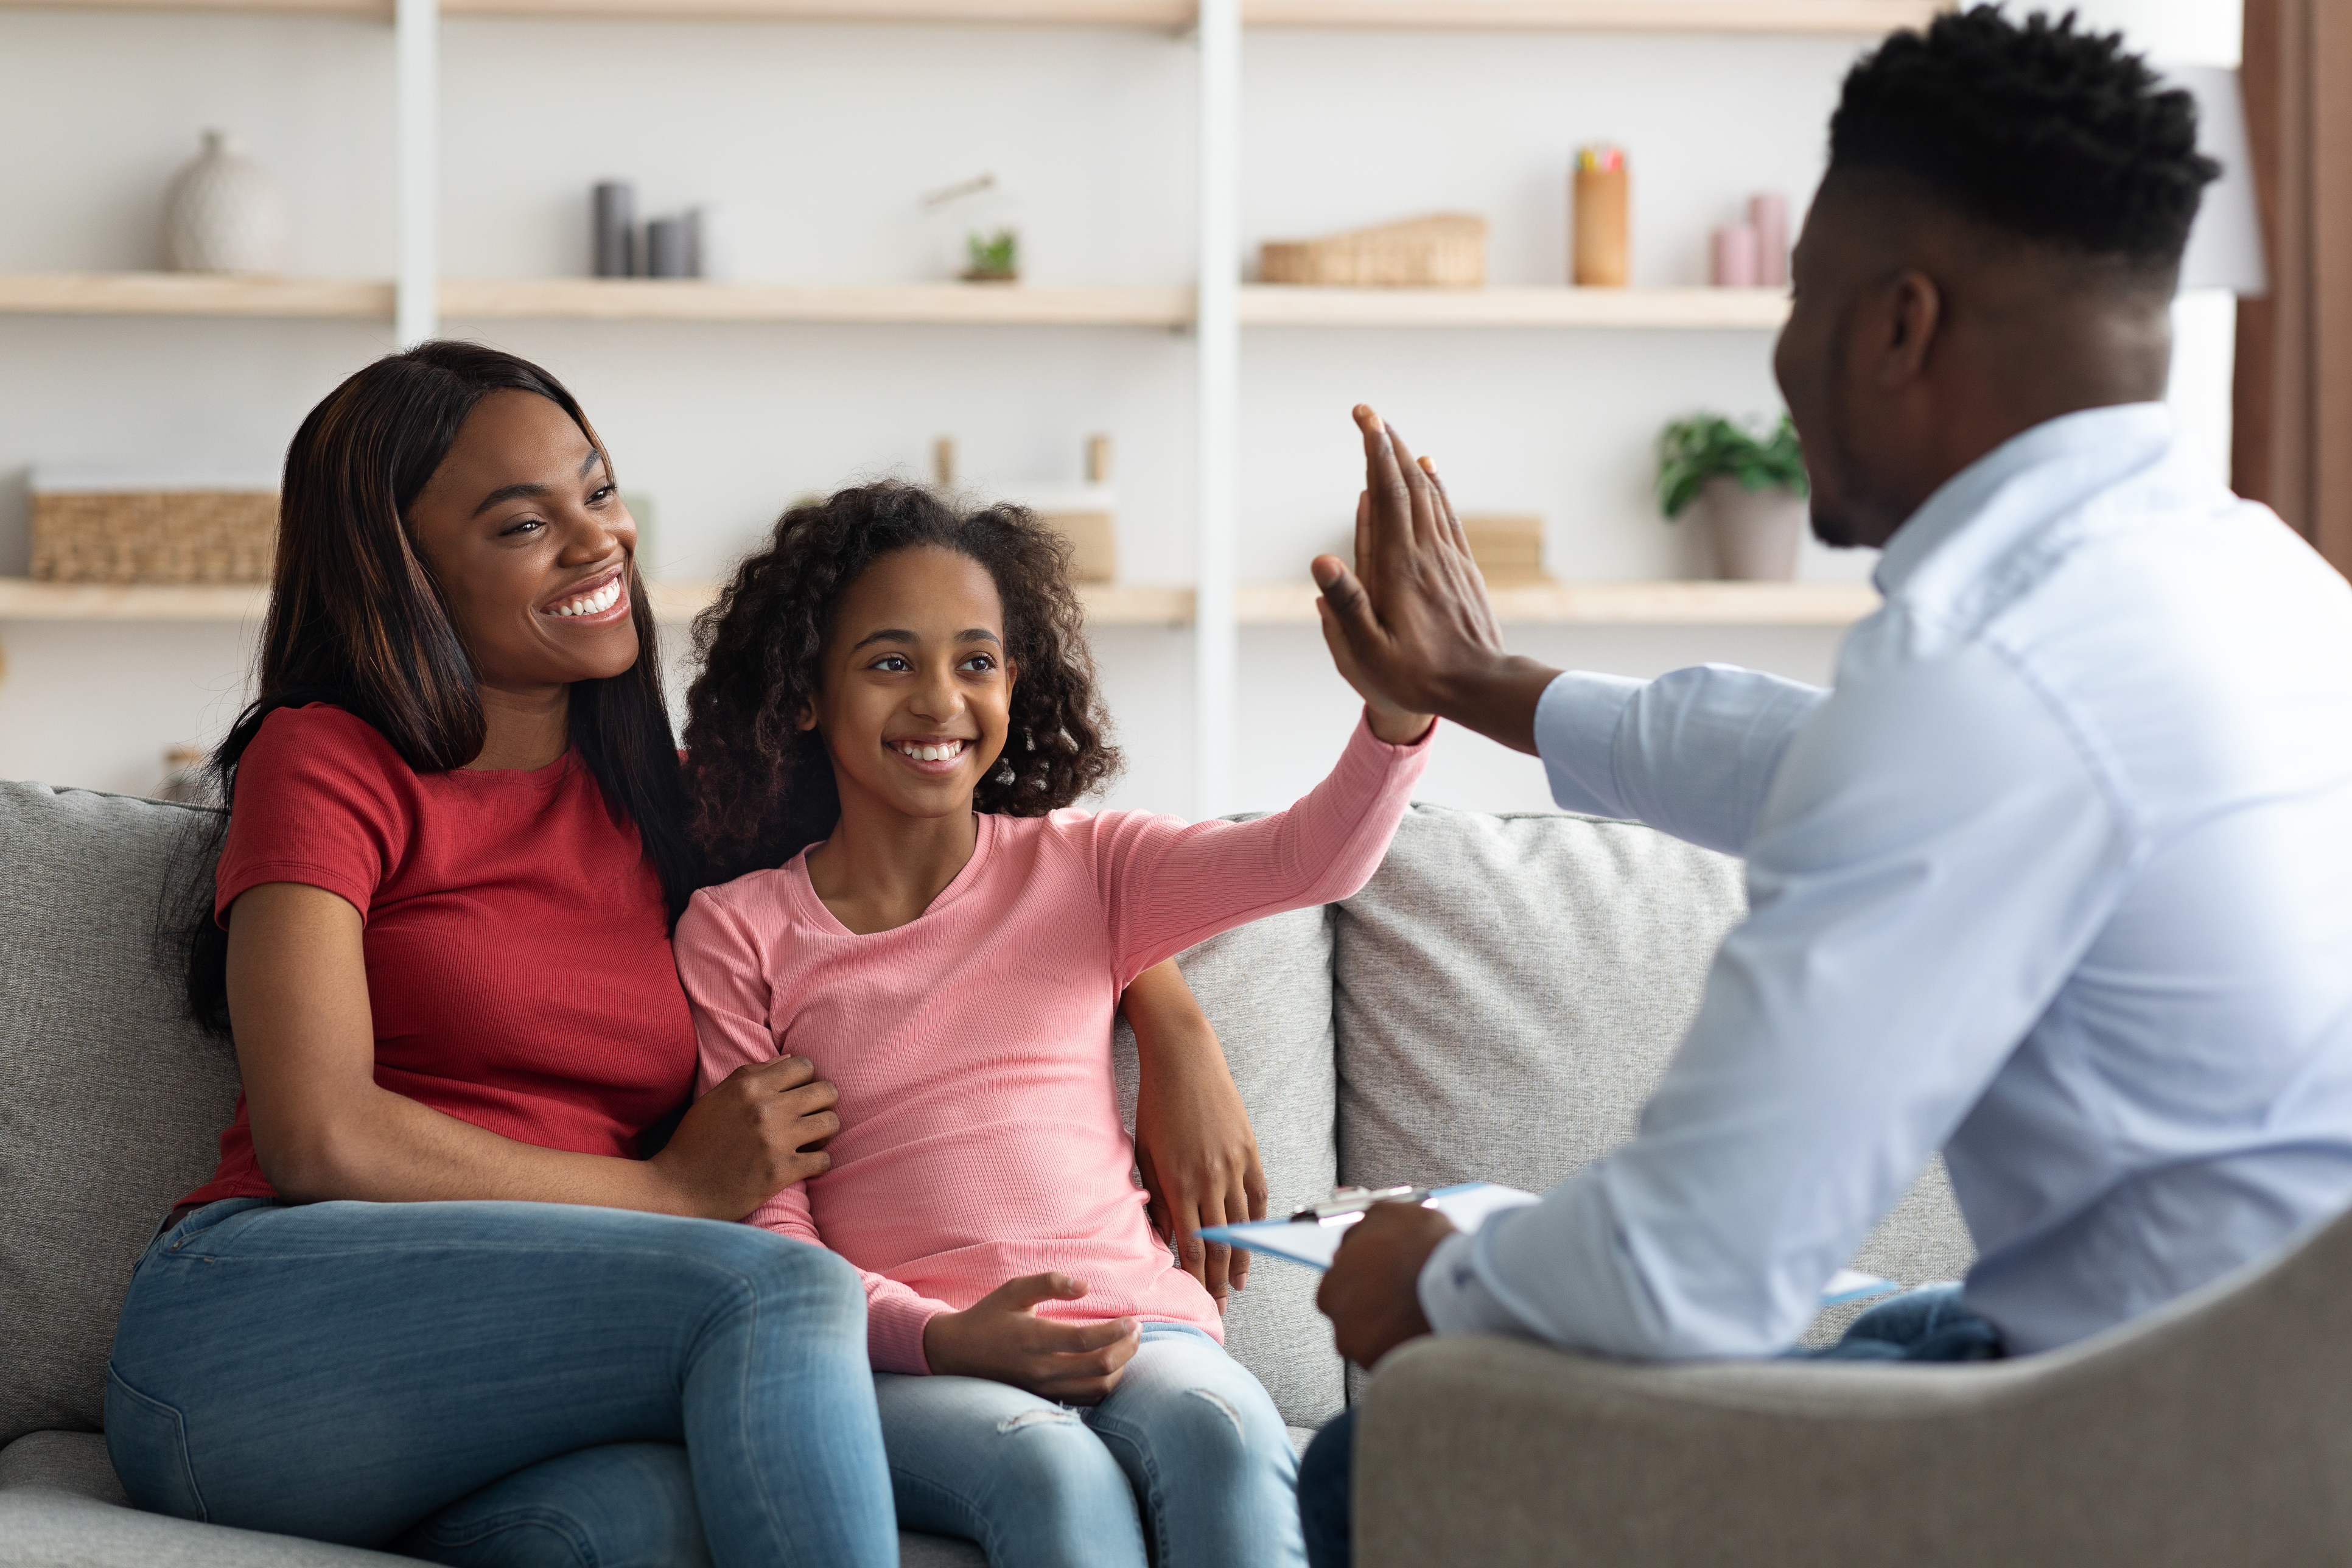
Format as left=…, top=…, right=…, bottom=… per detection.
left=1357, top=1201, right=2352, bottom=1567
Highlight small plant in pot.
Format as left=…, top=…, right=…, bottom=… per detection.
left=1656, top=412, right=1811, bottom=581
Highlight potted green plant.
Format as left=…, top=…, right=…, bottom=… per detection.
left=962, top=228, right=1020, bottom=284
left=1655, top=412, right=1811, bottom=581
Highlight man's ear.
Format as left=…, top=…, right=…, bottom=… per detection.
left=1878, top=267, right=1944, bottom=389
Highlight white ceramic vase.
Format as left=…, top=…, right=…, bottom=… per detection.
left=162, top=131, right=290, bottom=276
left=1697, top=474, right=1805, bottom=581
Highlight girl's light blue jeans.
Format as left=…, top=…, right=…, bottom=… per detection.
left=877, top=1321, right=1306, bottom=1568
left=103, top=1197, right=898, bottom=1568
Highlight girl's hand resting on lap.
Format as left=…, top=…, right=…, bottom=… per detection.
left=923, top=1274, right=1142, bottom=1404
left=652, top=1055, right=842, bottom=1220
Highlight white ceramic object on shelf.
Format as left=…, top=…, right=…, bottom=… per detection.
left=162, top=131, right=290, bottom=276
left=1696, top=474, right=1805, bottom=581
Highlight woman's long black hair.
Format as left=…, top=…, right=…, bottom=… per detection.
left=167, top=341, right=698, bottom=1039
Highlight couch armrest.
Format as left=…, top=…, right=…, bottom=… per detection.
left=1352, top=1326, right=2343, bottom=1567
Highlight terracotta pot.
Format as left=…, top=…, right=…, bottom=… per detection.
left=1698, top=475, right=1805, bottom=581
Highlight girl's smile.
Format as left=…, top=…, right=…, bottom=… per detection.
left=890, top=735, right=975, bottom=774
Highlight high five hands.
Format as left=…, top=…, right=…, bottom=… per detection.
left=1311, top=405, right=1562, bottom=757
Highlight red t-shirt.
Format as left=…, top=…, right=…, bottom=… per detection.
left=180, top=703, right=698, bottom=1207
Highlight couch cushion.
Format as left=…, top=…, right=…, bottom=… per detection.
left=1114, top=904, right=1342, bottom=1429
left=0, top=1430, right=989, bottom=1567
left=0, top=783, right=242, bottom=1450
left=1332, top=805, right=1975, bottom=1350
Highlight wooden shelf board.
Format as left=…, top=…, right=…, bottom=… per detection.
left=2, top=0, right=1937, bottom=24
left=439, top=278, right=1194, bottom=326
left=1239, top=284, right=1789, bottom=329
left=1245, top=0, right=1938, bottom=31
left=0, top=581, right=271, bottom=621
left=447, top=0, right=1189, bottom=21
left=1, top=576, right=1873, bottom=626
left=1236, top=578, right=1874, bottom=624
left=0, top=272, right=392, bottom=319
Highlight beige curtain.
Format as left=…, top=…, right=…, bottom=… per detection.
left=2233, top=0, right=2352, bottom=579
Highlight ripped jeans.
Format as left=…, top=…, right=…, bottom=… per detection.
left=875, top=1321, right=1306, bottom=1568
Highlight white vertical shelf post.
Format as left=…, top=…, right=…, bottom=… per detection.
left=394, top=0, right=439, bottom=347
left=1193, top=0, right=1241, bottom=817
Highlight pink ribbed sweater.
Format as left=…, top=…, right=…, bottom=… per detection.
left=676, top=714, right=1430, bottom=1374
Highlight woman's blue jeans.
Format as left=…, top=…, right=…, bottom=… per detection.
left=877, top=1321, right=1307, bottom=1568
left=104, top=1198, right=898, bottom=1568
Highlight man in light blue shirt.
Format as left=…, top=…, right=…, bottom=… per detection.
left=1294, top=9, right=2352, bottom=1566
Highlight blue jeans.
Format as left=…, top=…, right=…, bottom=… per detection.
left=877, top=1321, right=1306, bottom=1568
left=1296, top=1284, right=2003, bottom=1568
left=105, top=1198, right=898, bottom=1568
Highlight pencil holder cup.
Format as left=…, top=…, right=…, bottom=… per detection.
left=1573, top=163, right=1629, bottom=287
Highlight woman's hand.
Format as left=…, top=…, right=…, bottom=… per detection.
left=1125, top=961, right=1267, bottom=1309
left=922, top=1273, right=1141, bottom=1404
left=650, top=1056, right=842, bottom=1220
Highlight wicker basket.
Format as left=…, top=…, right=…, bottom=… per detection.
left=1462, top=513, right=1551, bottom=584
left=1259, top=213, right=1488, bottom=289
left=30, top=488, right=278, bottom=584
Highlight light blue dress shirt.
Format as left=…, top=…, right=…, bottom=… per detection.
left=1418, top=404, right=2352, bottom=1359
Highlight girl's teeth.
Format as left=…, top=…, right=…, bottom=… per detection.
left=901, top=741, right=962, bottom=762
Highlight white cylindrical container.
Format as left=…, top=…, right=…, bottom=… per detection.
left=162, top=130, right=290, bottom=276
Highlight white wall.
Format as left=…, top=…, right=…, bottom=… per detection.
left=0, top=1, right=2242, bottom=813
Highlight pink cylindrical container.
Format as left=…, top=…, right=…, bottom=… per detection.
left=1750, top=192, right=1789, bottom=287
left=1712, top=223, right=1760, bottom=287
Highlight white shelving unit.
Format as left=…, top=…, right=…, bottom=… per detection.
left=0, top=0, right=1928, bottom=810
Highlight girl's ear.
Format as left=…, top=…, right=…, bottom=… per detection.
left=796, top=701, right=818, bottom=733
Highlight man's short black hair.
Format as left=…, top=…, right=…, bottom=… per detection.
left=1830, top=6, right=2220, bottom=267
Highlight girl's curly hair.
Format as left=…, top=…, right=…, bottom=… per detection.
left=683, top=481, right=1121, bottom=883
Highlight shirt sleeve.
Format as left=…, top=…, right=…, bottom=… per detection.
left=1535, top=665, right=1829, bottom=856
left=675, top=889, right=957, bottom=1376
left=1422, top=640, right=2132, bottom=1358
left=1061, top=710, right=1433, bottom=987
left=214, top=705, right=407, bottom=923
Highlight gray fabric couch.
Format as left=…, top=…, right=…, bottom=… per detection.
left=2, top=780, right=1975, bottom=1566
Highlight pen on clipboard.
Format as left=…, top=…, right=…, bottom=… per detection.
left=1289, top=1185, right=1433, bottom=1225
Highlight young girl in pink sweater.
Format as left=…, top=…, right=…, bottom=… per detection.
left=672, top=483, right=1432, bottom=1568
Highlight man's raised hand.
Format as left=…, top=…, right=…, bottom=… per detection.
left=1311, top=405, right=1560, bottom=756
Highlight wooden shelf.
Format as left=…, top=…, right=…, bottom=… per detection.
left=440, top=278, right=1194, bottom=326
left=0, top=0, right=1939, bottom=27
left=0, top=272, right=391, bottom=319
left=0, top=275, right=1789, bottom=331
left=1240, top=284, right=1788, bottom=329
left=0, top=577, right=1871, bottom=626
left=0, top=578, right=1201, bottom=626
left=1244, top=0, right=1937, bottom=30
left=1235, top=577, right=1874, bottom=624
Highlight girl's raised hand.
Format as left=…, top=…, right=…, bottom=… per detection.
left=922, top=1273, right=1143, bottom=1405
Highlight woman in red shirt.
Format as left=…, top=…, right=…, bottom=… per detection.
left=104, top=341, right=1264, bottom=1567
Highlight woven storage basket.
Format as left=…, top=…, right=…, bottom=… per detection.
left=1259, top=212, right=1488, bottom=289
left=31, top=489, right=278, bottom=583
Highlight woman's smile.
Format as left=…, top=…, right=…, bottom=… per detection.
left=541, top=565, right=630, bottom=625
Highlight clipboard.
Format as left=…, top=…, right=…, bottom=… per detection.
left=1199, top=1181, right=1900, bottom=1308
